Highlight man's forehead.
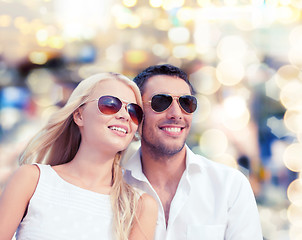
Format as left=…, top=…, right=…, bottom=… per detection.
left=143, top=75, right=191, bottom=96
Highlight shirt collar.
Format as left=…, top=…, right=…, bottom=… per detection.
left=123, top=144, right=205, bottom=181
left=123, top=147, right=148, bottom=182
left=184, top=145, right=204, bottom=175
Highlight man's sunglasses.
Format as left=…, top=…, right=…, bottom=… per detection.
left=88, top=95, right=143, bottom=125
left=146, top=94, right=197, bottom=114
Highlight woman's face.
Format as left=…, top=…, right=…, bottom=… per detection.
left=75, top=79, right=140, bottom=156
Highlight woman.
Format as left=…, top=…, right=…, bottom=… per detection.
left=0, top=72, right=158, bottom=240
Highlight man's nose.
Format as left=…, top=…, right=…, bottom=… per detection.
left=166, top=99, right=182, bottom=119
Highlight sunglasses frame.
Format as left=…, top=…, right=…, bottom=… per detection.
left=145, top=93, right=197, bottom=114
left=86, top=95, right=143, bottom=125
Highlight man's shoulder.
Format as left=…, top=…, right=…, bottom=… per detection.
left=187, top=147, right=245, bottom=180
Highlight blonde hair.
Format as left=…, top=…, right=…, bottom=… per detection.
left=20, top=72, right=143, bottom=240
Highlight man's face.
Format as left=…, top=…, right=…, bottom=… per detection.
left=141, top=75, right=193, bottom=157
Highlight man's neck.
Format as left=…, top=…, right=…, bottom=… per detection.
left=140, top=144, right=187, bottom=227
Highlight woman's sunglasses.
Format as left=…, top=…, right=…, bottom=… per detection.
left=147, top=94, right=197, bottom=114
left=88, top=95, right=143, bottom=125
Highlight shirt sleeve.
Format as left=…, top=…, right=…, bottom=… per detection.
left=225, top=171, right=263, bottom=240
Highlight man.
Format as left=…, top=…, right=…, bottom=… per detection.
left=123, top=64, right=263, bottom=239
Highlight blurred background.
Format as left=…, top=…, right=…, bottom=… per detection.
left=1, top=0, right=302, bottom=239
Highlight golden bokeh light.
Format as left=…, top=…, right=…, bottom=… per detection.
left=287, top=179, right=302, bottom=206
left=283, top=143, right=302, bottom=172
left=284, top=109, right=302, bottom=133
left=0, top=15, right=12, bottom=27
left=192, top=95, right=212, bottom=124
left=168, top=27, right=190, bottom=44
left=223, top=96, right=247, bottom=118
left=26, top=69, right=55, bottom=95
left=213, top=153, right=238, bottom=169
left=199, top=128, right=228, bottom=158
left=280, top=81, right=302, bottom=110
left=275, top=65, right=300, bottom=89
left=162, top=0, right=185, bottom=10
left=216, top=60, right=245, bottom=86
left=149, top=0, right=162, bottom=8
left=222, top=107, right=250, bottom=131
left=28, top=51, right=48, bottom=65
left=217, top=35, right=247, bottom=61
left=122, top=0, right=137, bottom=7
left=287, top=203, right=302, bottom=225
left=190, top=66, right=221, bottom=95
left=289, top=225, right=302, bottom=240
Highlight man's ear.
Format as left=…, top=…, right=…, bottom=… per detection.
left=73, top=108, right=84, bottom=127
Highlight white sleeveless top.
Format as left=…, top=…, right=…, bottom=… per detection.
left=15, top=164, right=114, bottom=240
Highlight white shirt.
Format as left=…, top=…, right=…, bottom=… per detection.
left=123, top=145, right=263, bottom=240
left=16, top=164, right=114, bottom=240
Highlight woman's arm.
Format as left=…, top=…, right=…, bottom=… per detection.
left=129, top=193, right=158, bottom=240
left=0, top=165, right=39, bottom=240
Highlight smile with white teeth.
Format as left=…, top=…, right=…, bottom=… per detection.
left=162, top=127, right=181, bottom=133
left=109, top=126, right=127, bottom=134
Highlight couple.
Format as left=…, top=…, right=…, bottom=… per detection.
left=0, top=64, right=263, bottom=239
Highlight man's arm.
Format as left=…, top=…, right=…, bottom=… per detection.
left=225, top=172, right=263, bottom=239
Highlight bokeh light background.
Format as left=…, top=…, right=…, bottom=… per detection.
left=1, top=0, right=302, bottom=239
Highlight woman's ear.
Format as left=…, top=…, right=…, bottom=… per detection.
left=73, top=108, right=84, bottom=127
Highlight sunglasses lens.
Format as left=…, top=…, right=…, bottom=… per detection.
left=98, top=96, right=122, bottom=114
left=151, top=94, right=173, bottom=112
left=179, top=95, right=197, bottom=113
left=128, top=104, right=143, bottom=125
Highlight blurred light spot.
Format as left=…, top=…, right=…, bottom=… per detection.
left=0, top=15, right=12, bottom=27
left=48, top=36, right=64, bottom=49
left=289, top=225, right=302, bottom=240
left=284, top=110, right=302, bottom=133
left=0, top=108, right=21, bottom=130
left=199, top=129, right=228, bottom=158
left=217, top=35, right=247, bottom=60
left=190, top=66, right=221, bottom=95
left=288, top=46, right=302, bottom=67
left=154, top=18, right=171, bottom=31
left=106, top=44, right=123, bottom=62
left=280, top=81, right=302, bottom=110
left=291, top=0, right=302, bottom=9
left=149, top=0, right=162, bottom=8
left=162, top=0, right=185, bottom=10
left=192, top=95, right=211, bottom=124
left=123, top=0, right=137, bottom=7
left=128, top=14, right=141, bottom=28
left=277, top=6, right=300, bottom=24
left=213, top=153, right=238, bottom=169
left=275, top=65, right=300, bottom=89
left=222, top=108, right=250, bottom=131
left=223, top=96, right=247, bottom=118
left=125, top=50, right=148, bottom=64
left=283, top=143, right=302, bottom=172
left=14, top=16, right=27, bottom=29
left=36, top=29, right=49, bottom=43
left=287, top=204, right=302, bottom=225
left=152, top=44, right=169, bottom=58
left=177, top=7, right=194, bottom=22
left=216, top=60, right=245, bottom=86
left=234, top=17, right=254, bottom=31
left=26, top=69, right=54, bottom=95
left=289, top=19, right=302, bottom=36
left=197, top=0, right=212, bottom=7
left=172, top=45, right=196, bottom=59
left=288, top=179, right=302, bottom=206
left=168, top=27, right=190, bottom=44
left=28, top=52, right=48, bottom=65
